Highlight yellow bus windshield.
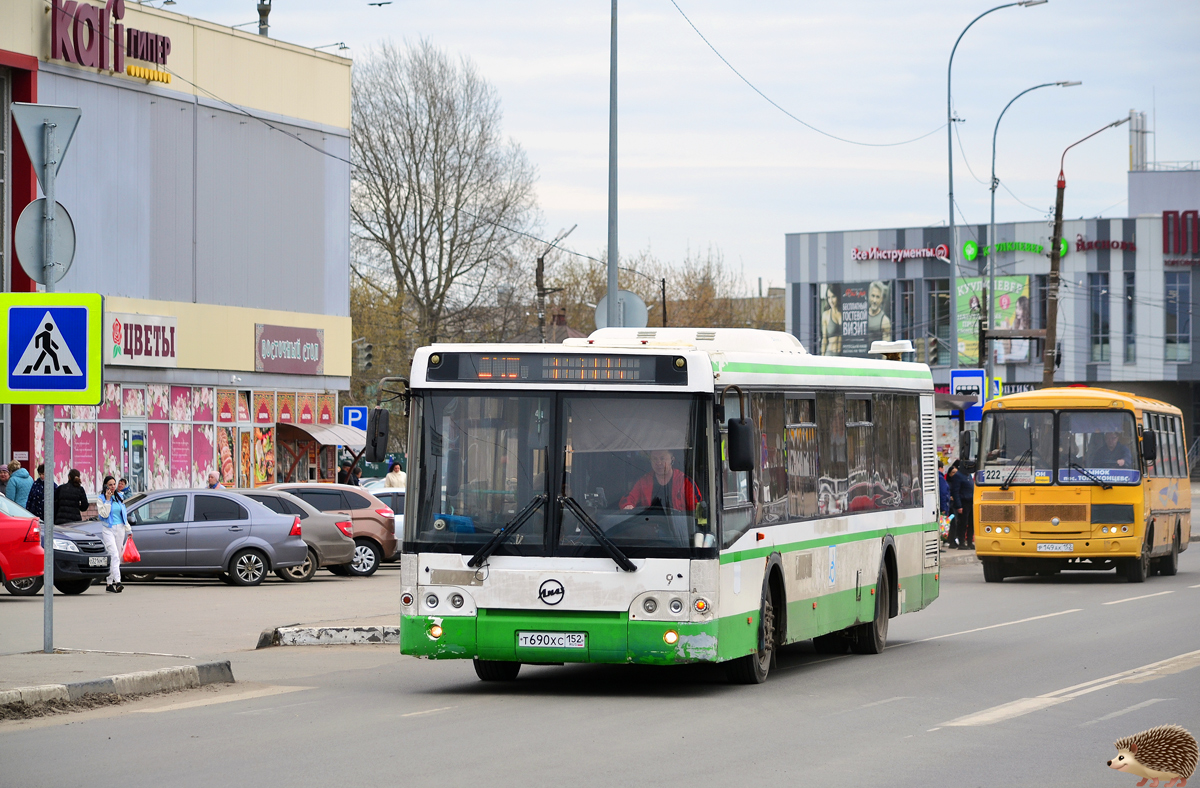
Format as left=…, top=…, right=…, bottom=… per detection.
left=978, top=409, right=1140, bottom=486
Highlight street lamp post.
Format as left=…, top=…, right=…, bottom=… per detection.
left=947, top=0, right=1046, bottom=367
left=618, top=267, right=668, bottom=327
left=535, top=225, right=577, bottom=343
left=985, top=80, right=1080, bottom=382
left=1041, top=116, right=1131, bottom=386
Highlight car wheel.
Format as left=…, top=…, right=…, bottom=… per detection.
left=4, top=575, right=44, bottom=596
left=982, top=558, right=1005, bottom=583
left=349, top=539, right=382, bottom=577
left=228, top=549, right=268, bottom=587
left=473, top=659, right=521, bottom=681
left=326, top=564, right=351, bottom=576
left=123, top=572, right=156, bottom=582
left=275, top=549, right=318, bottom=583
left=53, top=578, right=93, bottom=595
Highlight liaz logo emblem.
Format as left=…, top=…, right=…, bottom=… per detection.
left=538, top=579, right=564, bottom=606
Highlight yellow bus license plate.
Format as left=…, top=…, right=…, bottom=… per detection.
left=1036, top=543, right=1074, bottom=553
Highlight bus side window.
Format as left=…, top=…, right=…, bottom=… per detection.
left=785, top=396, right=818, bottom=519
left=1171, top=416, right=1185, bottom=478
left=1143, top=414, right=1155, bottom=476
left=1179, top=417, right=1190, bottom=477
left=817, top=392, right=848, bottom=515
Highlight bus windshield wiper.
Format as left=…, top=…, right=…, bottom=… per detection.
left=557, top=495, right=638, bottom=572
left=1069, top=461, right=1112, bottom=491
left=1001, top=449, right=1032, bottom=490
left=467, top=494, right=547, bottom=568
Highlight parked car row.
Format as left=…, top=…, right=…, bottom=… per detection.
left=0, top=483, right=403, bottom=593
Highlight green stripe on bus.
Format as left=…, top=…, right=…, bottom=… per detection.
left=713, top=361, right=931, bottom=380
left=719, top=521, right=934, bottom=565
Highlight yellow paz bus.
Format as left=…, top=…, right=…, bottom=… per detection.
left=972, top=387, right=1190, bottom=583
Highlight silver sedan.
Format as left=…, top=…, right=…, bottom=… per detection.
left=90, top=490, right=308, bottom=586
left=234, top=489, right=355, bottom=581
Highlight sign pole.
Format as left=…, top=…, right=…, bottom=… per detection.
left=42, top=121, right=58, bottom=653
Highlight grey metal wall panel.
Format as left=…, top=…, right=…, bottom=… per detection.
left=39, top=69, right=349, bottom=317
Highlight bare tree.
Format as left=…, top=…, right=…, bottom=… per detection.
left=351, top=40, right=539, bottom=346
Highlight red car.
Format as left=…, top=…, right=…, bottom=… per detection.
left=0, top=496, right=45, bottom=596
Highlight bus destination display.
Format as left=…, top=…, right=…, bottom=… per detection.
left=426, top=353, right=688, bottom=385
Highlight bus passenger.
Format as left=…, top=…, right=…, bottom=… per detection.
left=1088, top=432, right=1131, bottom=469
left=619, top=450, right=702, bottom=513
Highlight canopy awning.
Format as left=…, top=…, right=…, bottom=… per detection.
left=277, top=422, right=366, bottom=449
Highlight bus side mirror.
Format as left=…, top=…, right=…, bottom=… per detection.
left=444, top=448, right=462, bottom=497
left=727, top=418, right=755, bottom=472
left=959, top=430, right=978, bottom=471
left=1142, top=431, right=1157, bottom=462
left=365, top=407, right=390, bottom=463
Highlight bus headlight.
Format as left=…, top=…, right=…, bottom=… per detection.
left=984, top=526, right=992, bottom=533
left=425, top=594, right=439, bottom=608
left=1004, top=527, right=1011, bottom=534
left=401, top=593, right=414, bottom=606
left=643, top=598, right=658, bottom=614
left=449, top=593, right=464, bottom=609
left=1121, top=525, right=1129, bottom=533
left=694, top=598, right=709, bottom=613
left=669, top=599, right=684, bottom=614
left=1101, top=527, right=1108, bottom=534
left=429, top=624, right=443, bottom=639
left=663, top=630, right=679, bottom=645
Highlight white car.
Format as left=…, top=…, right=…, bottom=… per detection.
left=370, top=488, right=405, bottom=537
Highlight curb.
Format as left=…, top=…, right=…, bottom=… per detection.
left=0, top=660, right=234, bottom=710
left=939, top=549, right=981, bottom=567
left=258, top=626, right=399, bottom=648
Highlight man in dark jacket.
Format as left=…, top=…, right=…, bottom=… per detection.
left=54, top=469, right=90, bottom=525
left=949, top=460, right=976, bottom=549
left=938, top=461, right=951, bottom=516
left=26, top=464, right=51, bottom=521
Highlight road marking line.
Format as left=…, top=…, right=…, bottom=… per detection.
left=1080, top=699, right=1169, bottom=726
left=401, top=706, right=457, bottom=718
left=940, top=649, right=1200, bottom=727
left=1102, top=591, right=1174, bottom=605
left=860, top=696, right=909, bottom=709
left=1189, top=583, right=1200, bottom=589
left=132, top=685, right=312, bottom=714
left=890, top=609, right=1082, bottom=648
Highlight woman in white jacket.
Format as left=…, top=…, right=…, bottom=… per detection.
left=97, top=475, right=130, bottom=593
left=383, top=462, right=406, bottom=489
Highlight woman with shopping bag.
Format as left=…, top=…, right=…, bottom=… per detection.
left=97, top=475, right=131, bottom=593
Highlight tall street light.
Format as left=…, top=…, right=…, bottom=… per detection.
left=947, top=0, right=1046, bottom=367
left=1041, top=116, right=1131, bottom=386
left=985, top=80, right=1080, bottom=382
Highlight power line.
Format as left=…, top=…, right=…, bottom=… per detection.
left=667, top=0, right=946, bottom=148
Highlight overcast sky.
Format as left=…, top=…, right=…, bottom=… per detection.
left=194, top=0, right=1199, bottom=289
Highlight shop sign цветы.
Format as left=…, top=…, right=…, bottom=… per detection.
left=255, top=325, right=324, bottom=375
left=106, top=312, right=177, bottom=367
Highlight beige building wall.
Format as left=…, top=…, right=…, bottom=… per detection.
left=106, top=297, right=352, bottom=378
left=0, top=0, right=350, bottom=129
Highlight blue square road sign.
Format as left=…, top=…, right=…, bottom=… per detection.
left=0, top=293, right=103, bottom=405
left=343, top=406, right=368, bottom=430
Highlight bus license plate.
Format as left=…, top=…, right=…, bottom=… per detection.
left=89, top=556, right=108, bottom=566
left=1036, top=543, right=1074, bottom=553
left=517, top=632, right=586, bottom=649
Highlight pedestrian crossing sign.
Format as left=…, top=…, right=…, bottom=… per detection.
left=0, top=293, right=102, bottom=404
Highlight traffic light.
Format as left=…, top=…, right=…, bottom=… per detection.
left=363, top=343, right=374, bottom=371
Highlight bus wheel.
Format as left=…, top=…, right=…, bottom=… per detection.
left=725, top=591, right=776, bottom=684
left=473, top=659, right=520, bottom=682
left=1124, top=536, right=1151, bottom=583
left=1156, top=526, right=1180, bottom=577
left=981, top=558, right=1005, bottom=583
left=850, top=564, right=890, bottom=655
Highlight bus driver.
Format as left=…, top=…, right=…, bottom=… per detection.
left=1088, top=432, right=1132, bottom=469
left=619, top=450, right=702, bottom=513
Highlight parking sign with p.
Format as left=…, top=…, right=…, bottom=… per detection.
left=343, top=406, right=368, bottom=430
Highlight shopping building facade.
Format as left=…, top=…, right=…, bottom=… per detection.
left=784, top=151, right=1200, bottom=452
left=1, top=1, right=352, bottom=492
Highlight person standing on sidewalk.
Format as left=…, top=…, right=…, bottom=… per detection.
left=6, top=461, right=33, bottom=508
left=97, top=475, right=130, bottom=593
left=26, top=464, right=51, bottom=522
left=384, top=462, right=406, bottom=489
left=949, top=460, right=976, bottom=549
left=54, top=469, right=90, bottom=525
left=938, top=461, right=951, bottom=517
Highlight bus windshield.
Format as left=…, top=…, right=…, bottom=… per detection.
left=409, top=391, right=711, bottom=558
left=1058, top=410, right=1140, bottom=484
left=978, top=411, right=1055, bottom=485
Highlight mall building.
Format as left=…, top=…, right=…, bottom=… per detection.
left=784, top=117, right=1200, bottom=452
left=1, top=1, right=353, bottom=492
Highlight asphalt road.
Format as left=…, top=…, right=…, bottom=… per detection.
left=3, top=553, right=1200, bottom=788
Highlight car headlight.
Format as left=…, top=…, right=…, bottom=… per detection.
left=53, top=538, right=79, bottom=553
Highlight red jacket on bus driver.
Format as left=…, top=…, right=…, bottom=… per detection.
left=618, top=469, right=702, bottom=512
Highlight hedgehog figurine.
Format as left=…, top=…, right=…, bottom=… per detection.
left=1108, top=725, right=1198, bottom=787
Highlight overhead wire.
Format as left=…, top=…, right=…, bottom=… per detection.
left=666, top=0, right=945, bottom=148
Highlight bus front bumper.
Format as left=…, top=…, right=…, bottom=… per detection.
left=975, top=534, right=1140, bottom=559
left=401, top=610, right=719, bottom=665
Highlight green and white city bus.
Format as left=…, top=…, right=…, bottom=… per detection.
left=387, top=328, right=940, bottom=683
